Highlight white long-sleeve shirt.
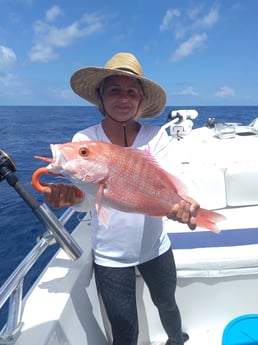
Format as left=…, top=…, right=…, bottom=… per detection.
left=72, top=123, right=171, bottom=267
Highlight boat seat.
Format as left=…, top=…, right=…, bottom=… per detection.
left=176, top=160, right=258, bottom=210
left=179, top=166, right=227, bottom=210
left=225, top=161, right=258, bottom=206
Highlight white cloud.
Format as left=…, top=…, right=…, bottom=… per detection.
left=171, top=33, right=207, bottom=62
left=160, top=9, right=180, bottom=31
left=0, top=45, right=31, bottom=98
left=161, top=4, right=220, bottom=61
left=30, top=44, right=57, bottom=63
left=215, top=86, right=235, bottom=98
left=55, top=88, right=74, bottom=99
left=161, top=4, right=219, bottom=39
left=195, top=6, right=219, bottom=29
left=173, top=86, right=198, bottom=96
left=0, top=72, right=30, bottom=97
left=46, top=5, right=63, bottom=22
left=29, top=9, right=103, bottom=63
left=187, top=4, right=204, bottom=20
left=0, top=73, right=18, bottom=90
left=0, top=45, right=17, bottom=70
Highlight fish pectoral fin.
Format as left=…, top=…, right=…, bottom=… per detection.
left=96, top=204, right=110, bottom=228
left=95, top=183, right=105, bottom=205
left=95, top=183, right=109, bottom=227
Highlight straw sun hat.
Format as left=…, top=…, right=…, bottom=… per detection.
left=70, top=52, right=167, bottom=119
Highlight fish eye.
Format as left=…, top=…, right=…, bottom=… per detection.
left=79, top=147, right=89, bottom=157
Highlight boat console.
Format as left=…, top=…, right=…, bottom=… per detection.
left=163, top=109, right=198, bottom=139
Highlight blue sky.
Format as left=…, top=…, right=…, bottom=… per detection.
left=0, top=0, right=258, bottom=106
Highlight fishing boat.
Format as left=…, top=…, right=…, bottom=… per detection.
left=1, top=109, right=258, bottom=345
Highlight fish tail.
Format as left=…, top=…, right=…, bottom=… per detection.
left=196, top=208, right=226, bottom=233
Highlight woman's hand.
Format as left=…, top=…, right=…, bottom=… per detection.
left=167, top=196, right=200, bottom=230
left=43, top=183, right=84, bottom=209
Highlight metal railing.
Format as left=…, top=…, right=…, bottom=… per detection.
left=0, top=207, right=76, bottom=345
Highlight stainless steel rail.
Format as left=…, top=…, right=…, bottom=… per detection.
left=0, top=207, right=76, bottom=345
left=35, top=203, right=82, bottom=261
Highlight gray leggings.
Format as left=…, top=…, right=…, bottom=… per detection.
left=94, top=249, right=184, bottom=345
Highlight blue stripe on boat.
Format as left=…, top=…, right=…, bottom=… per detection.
left=168, top=228, right=258, bottom=249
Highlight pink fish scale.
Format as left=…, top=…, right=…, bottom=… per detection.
left=104, top=147, right=175, bottom=215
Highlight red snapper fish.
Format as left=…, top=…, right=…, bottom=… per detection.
left=32, top=140, right=226, bottom=232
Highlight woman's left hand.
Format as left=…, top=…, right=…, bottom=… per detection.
left=167, top=196, right=200, bottom=230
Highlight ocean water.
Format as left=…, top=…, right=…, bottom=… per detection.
left=0, top=105, right=257, bottom=327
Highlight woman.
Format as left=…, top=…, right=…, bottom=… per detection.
left=44, top=52, right=199, bottom=345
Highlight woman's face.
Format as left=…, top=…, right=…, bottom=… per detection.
left=101, top=75, right=143, bottom=122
